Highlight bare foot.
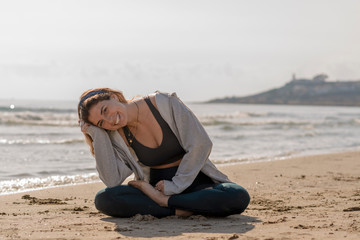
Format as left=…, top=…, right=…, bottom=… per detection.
left=129, top=180, right=170, bottom=207
left=175, top=209, right=193, bottom=217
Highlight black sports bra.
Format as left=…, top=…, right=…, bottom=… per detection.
left=123, top=97, right=186, bottom=167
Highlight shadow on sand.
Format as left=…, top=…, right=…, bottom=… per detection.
left=101, top=214, right=260, bottom=238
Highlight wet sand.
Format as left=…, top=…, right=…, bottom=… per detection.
left=0, top=151, right=359, bottom=239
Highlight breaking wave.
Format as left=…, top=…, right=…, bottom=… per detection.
left=0, top=173, right=100, bottom=195
left=0, top=111, right=78, bottom=127
left=0, top=138, right=84, bottom=145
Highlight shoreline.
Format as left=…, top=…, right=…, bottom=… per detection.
left=1, top=150, right=359, bottom=239
left=2, top=147, right=359, bottom=196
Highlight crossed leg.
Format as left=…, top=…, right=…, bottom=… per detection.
left=128, top=180, right=192, bottom=217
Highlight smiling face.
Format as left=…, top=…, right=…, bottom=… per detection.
left=87, top=96, right=128, bottom=130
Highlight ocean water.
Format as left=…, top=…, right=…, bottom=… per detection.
left=1, top=99, right=359, bottom=195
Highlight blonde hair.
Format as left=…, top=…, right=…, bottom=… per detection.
left=78, top=88, right=128, bottom=155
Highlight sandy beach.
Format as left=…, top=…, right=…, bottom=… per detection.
left=0, top=151, right=359, bottom=240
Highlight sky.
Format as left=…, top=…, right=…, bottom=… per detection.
left=0, top=0, right=359, bottom=102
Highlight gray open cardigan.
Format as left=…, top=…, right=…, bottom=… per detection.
left=86, top=91, right=231, bottom=195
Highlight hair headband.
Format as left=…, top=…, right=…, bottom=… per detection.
left=78, top=90, right=107, bottom=111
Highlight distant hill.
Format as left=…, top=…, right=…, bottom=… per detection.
left=207, top=74, right=360, bottom=106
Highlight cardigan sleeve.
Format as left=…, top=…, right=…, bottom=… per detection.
left=86, top=125, right=133, bottom=187
left=162, top=94, right=213, bottom=195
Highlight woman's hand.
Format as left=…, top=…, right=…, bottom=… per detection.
left=155, top=180, right=165, bottom=193
left=129, top=180, right=165, bottom=193
left=128, top=180, right=169, bottom=207
left=79, top=119, right=90, bottom=133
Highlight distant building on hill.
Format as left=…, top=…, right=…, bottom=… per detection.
left=312, top=74, right=328, bottom=83
left=290, top=73, right=328, bottom=84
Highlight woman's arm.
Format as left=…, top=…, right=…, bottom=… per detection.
left=86, top=125, right=133, bottom=187
left=161, top=93, right=213, bottom=195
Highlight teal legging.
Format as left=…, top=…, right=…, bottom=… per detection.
left=94, top=183, right=250, bottom=218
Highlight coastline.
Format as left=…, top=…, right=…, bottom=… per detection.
left=3, top=146, right=359, bottom=196
left=1, top=151, right=359, bottom=239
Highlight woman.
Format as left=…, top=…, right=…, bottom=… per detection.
left=78, top=88, right=250, bottom=218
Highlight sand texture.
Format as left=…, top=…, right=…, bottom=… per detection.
left=0, top=151, right=359, bottom=240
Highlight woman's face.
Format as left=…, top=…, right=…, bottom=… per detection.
left=87, top=96, right=128, bottom=130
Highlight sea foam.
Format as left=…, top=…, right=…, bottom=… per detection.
left=0, top=173, right=100, bottom=195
